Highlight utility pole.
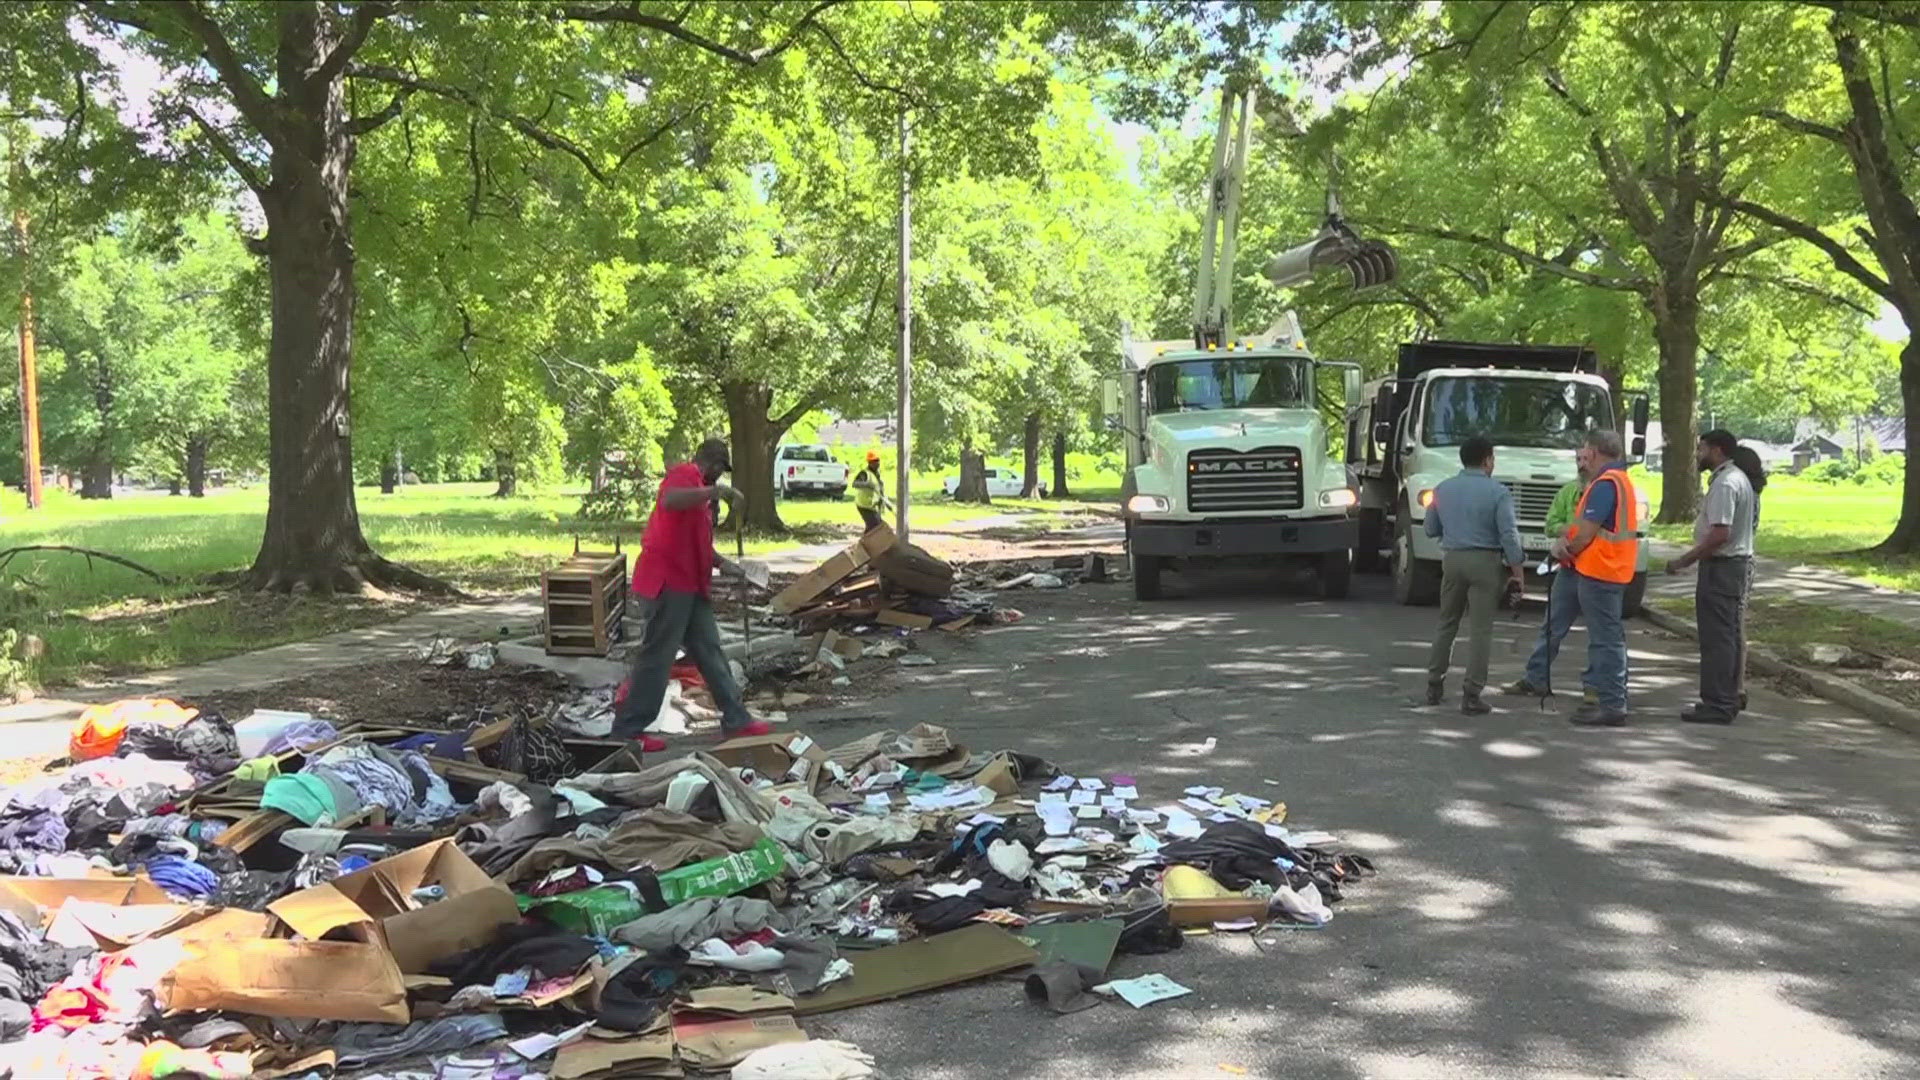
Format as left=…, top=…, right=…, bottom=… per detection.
left=11, top=140, right=42, bottom=509
left=894, top=107, right=912, bottom=543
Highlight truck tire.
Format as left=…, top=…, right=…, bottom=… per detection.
left=1320, top=549, right=1352, bottom=599
left=1393, top=507, right=1442, bottom=606
left=1622, top=571, right=1648, bottom=617
left=1126, top=524, right=1163, bottom=601
left=1354, top=508, right=1388, bottom=573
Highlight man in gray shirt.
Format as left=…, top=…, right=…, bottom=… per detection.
left=1664, top=428, right=1754, bottom=724
left=1424, top=436, right=1526, bottom=714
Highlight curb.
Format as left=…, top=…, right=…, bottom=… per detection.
left=1639, top=606, right=1920, bottom=737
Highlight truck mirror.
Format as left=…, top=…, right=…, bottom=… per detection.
left=1631, top=435, right=1647, bottom=460
left=1372, top=421, right=1392, bottom=445
left=1099, top=375, right=1121, bottom=420
left=1343, top=368, right=1361, bottom=407
left=1631, top=395, right=1650, bottom=433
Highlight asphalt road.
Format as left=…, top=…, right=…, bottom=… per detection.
left=795, top=566, right=1920, bottom=1080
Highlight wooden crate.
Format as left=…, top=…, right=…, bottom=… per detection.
left=543, top=548, right=628, bottom=656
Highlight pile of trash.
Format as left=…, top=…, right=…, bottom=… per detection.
left=0, top=691, right=1375, bottom=1078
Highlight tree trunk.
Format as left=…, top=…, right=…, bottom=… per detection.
left=168, top=476, right=182, bottom=497
left=185, top=436, right=208, bottom=498
left=1880, top=336, right=1920, bottom=552
left=379, top=450, right=398, bottom=495
left=80, top=455, right=112, bottom=499
left=238, top=5, right=455, bottom=596
left=1648, top=284, right=1701, bottom=525
left=721, top=379, right=785, bottom=532
left=492, top=449, right=517, bottom=498
left=1019, top=413, right=1042, bottom=497
left=1050, top=430, right=1071, bottom=499
left=954, top=446, right=991, bottom=503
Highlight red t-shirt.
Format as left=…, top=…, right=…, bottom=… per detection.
left=633, top=463, right=714, bottom=598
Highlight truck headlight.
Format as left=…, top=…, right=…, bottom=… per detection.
left=1418, top=488, right=1435, bottom=508
left=1317, top=487, right=1357, bottom=509
left=1126, top=494, right=1171, bottom=514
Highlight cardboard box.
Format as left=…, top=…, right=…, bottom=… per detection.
left=0, top=876, right=170, bottom=924
left=768, top=526, right=897, bottom=614
left=164, top=937, right=409, bottom=1023
left=1165, top=897, right=1273, bottom=926
left=267, top=838, right=520, bottom=973
left=874, top=608, right=934, bottom=630
left=712, top=732, right=830, bottom=790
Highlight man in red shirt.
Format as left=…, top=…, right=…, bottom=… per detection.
left=615, top=438, right=772, bottom=750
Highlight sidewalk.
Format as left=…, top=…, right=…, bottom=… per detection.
left=0, top=592, right=544, bottom=731
left=1644, top=539, right=1920, bottom=630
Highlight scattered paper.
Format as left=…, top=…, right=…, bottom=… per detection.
left=1207, top=813, right=1235, bottom=824
left=960, top=813, right=1006, bottom=828
left=1228, top=794, right=1270, bottom=810
left=1289, top=830, right=1338, bottom=846
left=1127, top=808, right=1162, bottom=825
left=1112, top=786, right=1139, bottom=800
left=1078, top=778, right=1106, bottom=791
left=1069, top=789, right=1096, bottom=806
left=1180, top=797, right=1217, bottom=814
left=1039, top=791, right=1067, bottom=805
left=1073, top=828, right=1116, bottom=845
left=1074, top=805, right=1102, bottom=820
left=1038, top=804, right=1074, bottom=837
left=1213, top=918, right=1258, bottom=931
left=1166, top=816, right=1205, bottom=840
left=1044, top=776, right=1077, bottom=792
left=1184, top=786, right=1223, bottom=798
left=509, top=1020, right=593, bottom=1060
left=1099, top=795, right=1129, bottom=812
left=863, top=793, right=893, bottom=813
left=1035, top=838, right=1089, bottom=854
left=1128, top=832, right=1162, bottom=853
left=1197, top=737, right=1217, bottom=754
left=1097, top=974, right=1193, bottom=1009
left=786, top=735, right=816, bottom=756
left=907, top=786, right=995, bottom=811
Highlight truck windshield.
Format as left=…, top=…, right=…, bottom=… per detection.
left=1422, top=377, right=1612, bottom=450
left=781, top=447, right=832, bottom=462
left=1146, top=357, right=1312, bottom=414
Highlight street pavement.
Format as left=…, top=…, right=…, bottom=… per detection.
left=792, top=566, right=1920, bottom=1079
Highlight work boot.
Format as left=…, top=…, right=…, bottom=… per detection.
left=1680, top=703, right=1734, bottom=725
left=1737, top=690, right=1749, bottom=713
left=1461, top=692, right=1492, bottom=716
left=1425, top=681, right=1445, bottom=706
left=1500, top=679, right=1546, bottom=697
left=1569, top=702, right=1627, bottom=728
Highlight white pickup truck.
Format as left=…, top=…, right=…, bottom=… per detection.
left=773, top=444, right=850, bottom=499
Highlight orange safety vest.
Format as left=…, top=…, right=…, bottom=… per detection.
left=1568, top=468, right=1638, bottom=584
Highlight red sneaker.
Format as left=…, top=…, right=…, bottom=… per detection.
left=635, top=734, right=668, bottom=753
left=725, top=721, right=776, bottom=739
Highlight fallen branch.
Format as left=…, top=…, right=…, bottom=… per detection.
left=0, top=546, right=173, bottom=584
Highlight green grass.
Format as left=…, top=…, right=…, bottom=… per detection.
left=1656, top=595, right=1920, bottom=670
left=0, top=475, right=1118, bottom=687
left=1638, top=471, right=1914, bottom=592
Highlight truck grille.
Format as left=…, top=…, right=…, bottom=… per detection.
left=1186, top=446, right=1304, bottom=513
left=1502, top=480, right=1562, bottom=525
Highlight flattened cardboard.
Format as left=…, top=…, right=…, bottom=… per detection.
left=712, top=733, right=829, bottom=792
left=673, top=986, right=793, bottom=1016
left=164, top=938, right=408, bottom=1023
left=792, top=923, right=1037, bottom=1015
left=971, top=755, right=1019, bottom=798
left=268, top=837, right=520, bottom=972
left=553, top=1032, right=677, bottom=1080
left=874, top=608, right=934, bottom=630
left=672, top=1012, right=806, bottom=1070
left=1017, top=919, right=1123, bottom=974
left=0, top=876, right=170, bottom=924
left=45, top=901, right=205, bottom=950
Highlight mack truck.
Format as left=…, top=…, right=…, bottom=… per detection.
left=1104, top=82, right=1398, bottom=602
left=1347, top=340, right=1653, bottom=614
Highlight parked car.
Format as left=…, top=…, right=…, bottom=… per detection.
left=773, top=444, right=850, bottom=498
left=942, top=466, right=1046, bottom=499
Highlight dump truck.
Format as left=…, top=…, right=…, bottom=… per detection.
left=1102, top=82, right=1397, bottom=602
left=1346, top=340, right=1652, bottom=613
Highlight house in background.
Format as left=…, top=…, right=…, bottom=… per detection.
left=1791, top=416, right=1905, bottom=470
left=816, top=418, right=895, bottom=447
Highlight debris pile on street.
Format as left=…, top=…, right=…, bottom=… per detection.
left=0, top=681, right=1375, bottom=1077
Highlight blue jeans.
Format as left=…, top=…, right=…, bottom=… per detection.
left=1578, top=573, right=1628, bottom=712
left=1523, top=568, right=1582, bottom=690
left=612, top=589, right=751, bottom=739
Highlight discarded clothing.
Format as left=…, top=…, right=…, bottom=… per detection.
left=259, top=719, right=340, bottom=756
left=0, top=805, right=68, bottom=855
left=260, top=773, right=339, bottom=826
left=611, top=896, right=784, bottom=952
left=431, top=924, right=600, bottom=988
left=501, top=807, right=765, bottom=885
left=332, top=1013, right=510, bottom=1069
left=143, top=855, right=218, bottom=900
left=563, top=752, right=770, bottom=828
left=0, top=912, right=91, bottom=1041
left=597, top=948, right=687, bottom=1032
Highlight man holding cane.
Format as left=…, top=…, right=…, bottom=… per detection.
left=613, top=437, right=773, bottom=751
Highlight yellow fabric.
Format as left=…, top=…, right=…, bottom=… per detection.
left=70, top=698, right=198, bottom=762
left=1162, top=865, right=1234, bottom=899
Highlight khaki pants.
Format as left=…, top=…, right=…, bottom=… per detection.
left=1427, top=549, right=1506, bottom=695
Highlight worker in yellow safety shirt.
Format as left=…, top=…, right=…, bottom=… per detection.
left=851, top=450, right=890, bottom=533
